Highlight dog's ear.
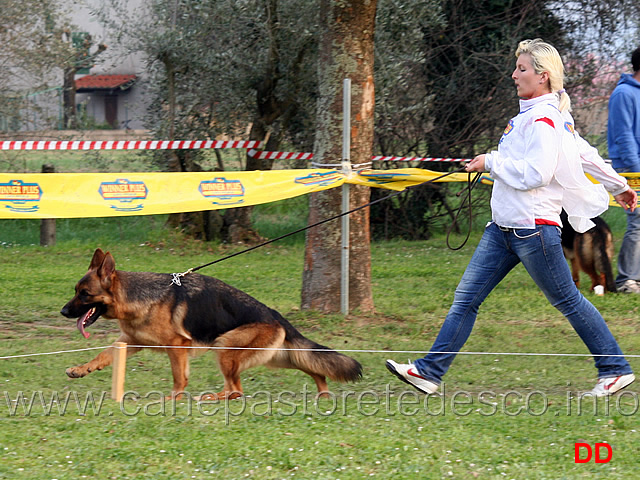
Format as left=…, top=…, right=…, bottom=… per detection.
left=97, top=252, right=116, bottom=288
left=89, top=248, right=106, bottom=270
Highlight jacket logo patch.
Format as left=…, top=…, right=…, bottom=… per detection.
left=564, top=121, right=575, bottom=134
left=503, top=119, right=515, bottom=136
left=499, top=120, right=515, bottom=145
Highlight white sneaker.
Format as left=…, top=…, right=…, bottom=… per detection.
left=386, top=360, right=439, bottom=394
left=588, top=374, right=635, bottom=397
left=617, top=280, right=640, bottom=294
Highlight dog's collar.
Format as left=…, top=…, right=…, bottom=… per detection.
left=170, top=269, right=193, bottom=287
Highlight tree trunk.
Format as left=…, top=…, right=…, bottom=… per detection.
left=301, top=0, right=376, bottom=313
left=62, top=67, right=77, bottom=129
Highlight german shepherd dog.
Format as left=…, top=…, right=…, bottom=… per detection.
left=61, top=249, right=362, bottom=399
left=560, top=210, right=616, bottom=293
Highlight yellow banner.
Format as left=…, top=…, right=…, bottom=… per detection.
left=349, top=168, right=473, bottom=190
left=1, top=168, right=638, bottom=219
left=0, top=170, right=345, bottom=219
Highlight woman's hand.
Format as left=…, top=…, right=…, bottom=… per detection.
left=465, top=154, right=486, bottom=172
left=614, top=188, right=637, bottom=212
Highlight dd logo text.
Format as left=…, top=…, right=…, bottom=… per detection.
left=574, top=443, right=612, bottom=463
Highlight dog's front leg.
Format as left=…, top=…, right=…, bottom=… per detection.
left=166, top=347, right=190, bottom=400
left=66, top=338, right=141, bottom=378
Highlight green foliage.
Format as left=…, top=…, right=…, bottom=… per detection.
left=0, top=0, right=75, bottom=131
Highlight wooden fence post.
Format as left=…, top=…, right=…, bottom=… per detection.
left=40, top=164, right=56, bottom=246
left=111, top=342, right=127, bottom=402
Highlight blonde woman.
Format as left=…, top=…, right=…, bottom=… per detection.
left=387, top=39, right=636, bottom=397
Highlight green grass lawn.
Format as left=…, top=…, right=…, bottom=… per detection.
left=1, top=210, right=640, bottom=479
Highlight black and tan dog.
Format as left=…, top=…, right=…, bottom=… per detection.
left=61, top=248, right=362, bottom=399
left=560, top=210, right=616, bottom=293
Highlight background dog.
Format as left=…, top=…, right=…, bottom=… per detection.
left=61, top=248, right=362, bottom=399
left=560, top=210, right=616, bottom=293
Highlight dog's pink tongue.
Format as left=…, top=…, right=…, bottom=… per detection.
left=77, top=312, right=91, bottom=339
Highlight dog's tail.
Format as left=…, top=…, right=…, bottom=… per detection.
left=284, top=334, right=363, bottom=383
left=593, top=219, right=617, bottom=293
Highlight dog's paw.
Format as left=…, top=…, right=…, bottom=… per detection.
left=196, top=391, right=243, bottom=401
left=65, top=366, right=88, bottom=378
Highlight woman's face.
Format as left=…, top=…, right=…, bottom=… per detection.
left=512, top=53, right=549, bottom=99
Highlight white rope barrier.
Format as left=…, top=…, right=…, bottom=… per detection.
left=1, top=344, right=639, bottom=360
left=0, top=346, right=109, bottom=359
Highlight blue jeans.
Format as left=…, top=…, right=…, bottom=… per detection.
left=613, top=166, right=640, bottom=286
left=414, top=222, right=633, bottom=384
left=616, top=202, right=640, bottom=286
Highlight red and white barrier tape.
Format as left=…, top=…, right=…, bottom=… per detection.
left=247, top=148, right=314, bottom=161
left=0, top=140, right=263, bottom=151
left=371, top=155, right=467, bottom=162
left=248, top=149, right=468, bottom=163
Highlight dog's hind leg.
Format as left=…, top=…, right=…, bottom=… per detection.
left=570, top=258, right=581, bottom=287
left=583, top=266, right=601, bottom=291
left=206, top=323, right=286, bottom=400
left=301, top=370, right=330, bottom=398
left=575, top=236, right=602, bottom=290
left=569, top=239, right=582, bottom=287
left=264, top=344, right=330, bottom=397
left=595, top=230, right=617, bottom=292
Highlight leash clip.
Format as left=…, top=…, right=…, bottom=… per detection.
left=170, top=268, right=193, bottom=287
